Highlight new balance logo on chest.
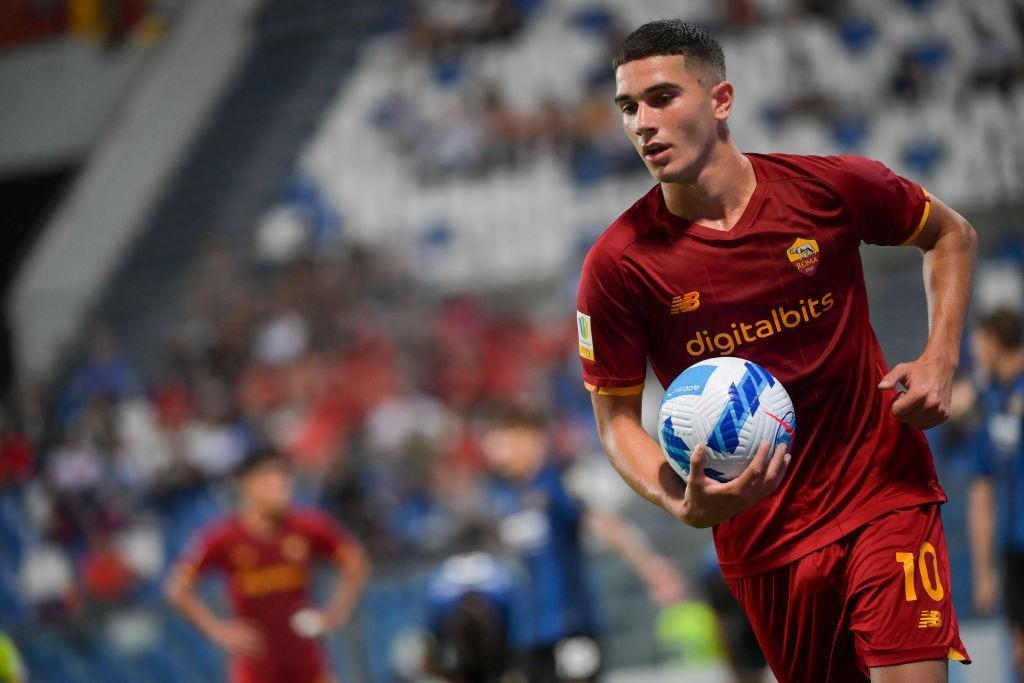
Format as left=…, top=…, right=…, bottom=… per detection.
left=670, top=291, right=701, bottom=314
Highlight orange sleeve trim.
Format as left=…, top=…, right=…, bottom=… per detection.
left=900, top=188, right=931, bottom=246
left=584, top=382, right=645, bottom=396
left=947, top=648, right=968, bottom=663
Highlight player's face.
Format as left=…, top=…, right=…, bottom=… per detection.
left=614, top=55, right=731, bottom=184
left=970, top=329, right=998, bottom=375
left=243, top=462, right=293, bottom=517
left=483, top=426, right=547, bottom=480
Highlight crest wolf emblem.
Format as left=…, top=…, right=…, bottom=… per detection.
left=787, top=238, right=820, bottom=276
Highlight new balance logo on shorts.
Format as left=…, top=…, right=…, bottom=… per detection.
left=917, top=610, right=942, bottom=628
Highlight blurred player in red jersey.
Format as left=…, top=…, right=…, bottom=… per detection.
left=165, top=448, right=371, bottom=683
left=576, top=20, right=976, bottom=683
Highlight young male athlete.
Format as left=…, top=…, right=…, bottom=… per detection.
left=576, top=20, right=976, bottom=683
left=165, top=449, right=371, bottom=683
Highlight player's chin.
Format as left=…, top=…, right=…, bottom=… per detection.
left=646, top=162, right=688, bottom=184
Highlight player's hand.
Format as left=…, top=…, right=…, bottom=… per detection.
left=641, top=556, right=688, bottom=607
left=877, top=354, right=956, bottom=429
left=674, top=441, right=790, bottom=528
left=212, top=620, right=264, bottom=657
left=973, top=568, right=998, bottom=615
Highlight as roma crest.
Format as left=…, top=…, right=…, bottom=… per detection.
left=786, top=238, right=820, bottom=276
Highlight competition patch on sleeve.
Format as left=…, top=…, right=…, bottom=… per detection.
left=577, top=311, right=595, bottom=361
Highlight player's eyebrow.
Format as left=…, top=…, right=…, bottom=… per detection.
left=613, top=82, right=680, bottom=105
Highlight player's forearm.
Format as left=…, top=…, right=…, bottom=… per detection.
left=323, top=551, right=371, bottom=629
left=599, top=414, right=684, bottom=515
left=586, top=509, right=653, bottom=566
left=919, top=213, right=976, bottom=367
left=167, top=582, right=226, bottom=640
left=967, top=479, right=996, bottom=577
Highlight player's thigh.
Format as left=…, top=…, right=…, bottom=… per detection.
left=847, top=504, right=969, bottom=671
left=727, top=544, right=866, bottom=683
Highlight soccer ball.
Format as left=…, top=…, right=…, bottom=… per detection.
left=658, top=357, right=795, bottom=483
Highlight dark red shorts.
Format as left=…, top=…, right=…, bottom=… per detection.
left=230, top=652, right=333, bottom=683
left=725, top=504, right=970, bottom=683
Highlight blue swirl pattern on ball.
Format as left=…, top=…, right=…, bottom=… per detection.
left=707, top=361, right=774, bottom=454
left=660, top=416, right=691, bottom=475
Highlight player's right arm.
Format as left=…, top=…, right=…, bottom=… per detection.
left=164, top=529, right=264, bottom=657
left=593, top=392, right=789, bottom=528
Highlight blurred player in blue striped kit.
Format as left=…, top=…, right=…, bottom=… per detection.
left=967, top=308, right=1024, bottom=680
left=478, top=406, right=685, bottom=683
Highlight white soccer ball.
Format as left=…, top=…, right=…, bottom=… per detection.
left=658, top=357, right=796, bottom=483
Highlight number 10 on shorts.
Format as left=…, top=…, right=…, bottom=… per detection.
left=895, top=542, right=945, bottom=601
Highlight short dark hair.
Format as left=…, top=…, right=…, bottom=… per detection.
left=234, top=446, right=288, bottom=480
left=486, top=403, right=548, bottom=431
left=612, top=19, right=726, bottom=82
left=978, top=307, right=1023, bottom=349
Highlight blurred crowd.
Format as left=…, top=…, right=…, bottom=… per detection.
left=1, top=0, right=179, bottom=50
left=0, top=242, right=600, bottom=634
left=370, top=0, right=1024, bottom=187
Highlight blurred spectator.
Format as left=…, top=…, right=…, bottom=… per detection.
left=966, top=308, right=1024, bottom=676
left=82, top=531, right=136, bottom=602
left=0, top=412, right=34, bottom=489
left=58, top=328, right=140, bottom=424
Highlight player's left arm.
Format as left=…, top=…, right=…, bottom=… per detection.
left=877, top=195, right=977, bottom=429
left=585, top=508, right=687, bottom=607
left=319, top=535, right=372, bottom=633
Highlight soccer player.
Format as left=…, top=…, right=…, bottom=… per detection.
left=481, top=406, right=685, bottom=683
left=165, top=448, right=371, bottom=683
left=576, top=20, right=976, bottom=683
left=966, top=308, right=1024, bottom=679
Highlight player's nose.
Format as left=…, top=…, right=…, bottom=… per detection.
left=633, top=103, right=657, bottom=138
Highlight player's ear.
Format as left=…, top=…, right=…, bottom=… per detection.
left=710, top=80, right=733, bottom=121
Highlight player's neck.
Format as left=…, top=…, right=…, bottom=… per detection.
left=660, top=146, right=755, bottom=232
left=239, top=505, right=284, bottom=538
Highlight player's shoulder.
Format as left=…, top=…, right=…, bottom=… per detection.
left=194, top=515, right=243, bottom=548
left=287, top=507, right=343, bottom=535
left=584, top=184, right=662, bottom=270
left=750, top=152, right=892, bottom=190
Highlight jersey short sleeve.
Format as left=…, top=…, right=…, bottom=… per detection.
left=179, top=522, right=232, bottom=578
left=822, top=155, right=931, bottom=246
left=576, top=243, right=648, bottom=395
left=295, top=510, right=356, bottom=562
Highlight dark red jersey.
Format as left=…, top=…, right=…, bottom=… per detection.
left=181, top=508, right=355, bottom=681
left=577, top=153, right=947, bottom=578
